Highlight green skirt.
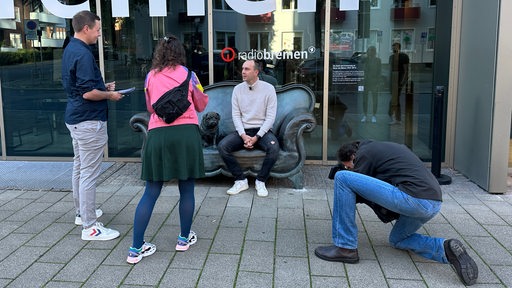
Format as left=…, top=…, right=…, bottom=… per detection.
left=141, top=124, right=205, bottom=181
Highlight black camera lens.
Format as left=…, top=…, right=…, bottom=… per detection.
left=328, top=164, right=346, bottom=179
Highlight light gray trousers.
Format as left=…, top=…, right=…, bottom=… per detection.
left=66, top=120, right=108, bottom=228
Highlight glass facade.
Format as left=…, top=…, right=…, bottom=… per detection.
left=0, top=0, right=439, bottom=161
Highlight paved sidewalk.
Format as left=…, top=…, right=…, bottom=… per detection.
left=0, top=162, right=511, bottom=287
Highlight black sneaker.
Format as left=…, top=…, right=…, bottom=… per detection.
left=444, top=239, right=478, bottom=286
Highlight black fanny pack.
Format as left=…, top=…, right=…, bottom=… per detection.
left=152, top=70, right=192, bottom=124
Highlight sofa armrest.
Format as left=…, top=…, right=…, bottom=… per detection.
left=129, top=112, right=150, bottom=139
left=276, top=109, right=316, bottom=153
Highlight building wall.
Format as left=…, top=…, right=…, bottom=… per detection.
left=452, top=0, right=501, bottom=192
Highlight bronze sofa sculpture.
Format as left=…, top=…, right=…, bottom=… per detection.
left=129, top=81, right=316, bottom=189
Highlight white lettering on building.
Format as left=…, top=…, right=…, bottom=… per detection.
left=1, top=0, right=360, bottom=19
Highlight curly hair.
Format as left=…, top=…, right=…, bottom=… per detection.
left=151, top=34, right=186, bottom=72
left=336, top=141, right=360, bottom=162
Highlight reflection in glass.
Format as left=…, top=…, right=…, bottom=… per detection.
left=0, top=1, right=77, bottom=156
left=327, top=0, right=435, bottom=161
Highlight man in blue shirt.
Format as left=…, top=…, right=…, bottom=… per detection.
left=62, top=10, right=123, bottom=241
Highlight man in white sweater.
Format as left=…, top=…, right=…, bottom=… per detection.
left=218, top=59, right=279, bottom=197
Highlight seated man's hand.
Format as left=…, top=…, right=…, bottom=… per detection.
left=241, top=134, right=253, bottom=149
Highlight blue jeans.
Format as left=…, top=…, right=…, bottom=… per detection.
left=217, top=130, right=279, bottom=182
left=332, top=170, right=448, bottom=263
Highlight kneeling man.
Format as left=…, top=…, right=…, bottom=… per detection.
left=315, top=140, right=478, bottom=286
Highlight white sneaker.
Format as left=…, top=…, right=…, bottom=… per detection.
left=361, top=115, right=367, bottom=122
left=227, top=179, right=249, bottom=195
left=255, top=180, right=268, bottom=197
left=371, top=115, right=377, bottom=123
left=127, top=242, right=157, bottom=264
left=81, top=222, right=120, bottom=241
left=75, top=209, right=103, bottom=225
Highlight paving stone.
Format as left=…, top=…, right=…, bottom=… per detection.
left=250, top=197, right=278, bottom=219
left=226, top=192, right=253, bottom=208
left=345, top=260, right=386, bottom=288
left=374, top=245, right=421, bottom=280
left=274, top=256, right=310, bottom=288
left=466, top=236, right=512, bottom=265
left=304, top=199, right=332, bottom=220
left=491, top=265, right=512, bottom=287
left=52, top=249, right=110, bottom=282
left=6, top=262, right=63, bottom=288
left=169, top=238, right=211, bottom=270
left=277, top=207, right=305, bottom=230
left=239, top=240, right=275, bottom=273
left=276, top=229, right=307, bottom=257
left=159, top=268, right=201, bottom=288
left=0, top=246, right=48, bottom=279
left=211, top=226, right=245, bottom=254
left=235, top=271, right=272, bottom=288
left=0, top=162, right=511, bottom=288
left=387, top=279, right=427, bottom=288
left=123, top=251, right=173, bottom=286
left=196, top=254, right=239, bottom=287
left=311, top=276, right=349, bottom=288
left=84, top=264, right=131, bottom=287
left=25, top=222, right=74, bottom=247
left=220, top=206, right=251, bottom=228
left=245, top=216, right=276, bottom=242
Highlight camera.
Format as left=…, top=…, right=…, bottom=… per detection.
left=328, top=164, right=347, bottom=179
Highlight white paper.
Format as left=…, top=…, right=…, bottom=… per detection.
left=297, top=0, right=316, bottom=12
left=339, top=0, right=359, bottom=11
left=112, top=0, right=130, bottom=17
left=117, top=87, right=135, bottom=95
left=187, top=0, right=205, bottom=16
left=149, top=0, right=167, bottom=17
left=1, top=0, right=15, bottom=19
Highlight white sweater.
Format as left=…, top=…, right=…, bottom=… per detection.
left=231, top=79, right=277, bottom=137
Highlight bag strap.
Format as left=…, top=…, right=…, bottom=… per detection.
left=161, top=68, right=192, bottom=95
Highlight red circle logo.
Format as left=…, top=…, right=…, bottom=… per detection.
left=220, top=47, right=236, bottom=62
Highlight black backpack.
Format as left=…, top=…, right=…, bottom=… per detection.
left=152, top=70, right=192, bottom=124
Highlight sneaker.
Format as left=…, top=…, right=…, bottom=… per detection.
left=176, top=231, right=197, bottom=251
left=444, top=239, right=478, bottom=286
left=75, top=209, right=103, bottom=225
left=371, top=115, right=377, bottom=123
left=227, top=179, right=249, bottom=195
left=81, top=222, right=120, bottom=241
left=360, top=115, right=367, bottom=122
left=255, top=180, right=268, bottom=197
left=126, top=242, right=157, bottom=264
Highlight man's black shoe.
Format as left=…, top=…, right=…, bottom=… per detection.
left=444, top=239, right=478, bottom=286
left=314, top=245, right=359, bottom=264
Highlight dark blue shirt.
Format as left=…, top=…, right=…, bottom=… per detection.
left=62, top=37, right=108, bottom=125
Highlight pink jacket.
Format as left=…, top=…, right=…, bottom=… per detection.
left=145, top=65, right=208, bottom=131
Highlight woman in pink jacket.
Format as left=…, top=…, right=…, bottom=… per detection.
left=127, top=34, right=208, bottom=264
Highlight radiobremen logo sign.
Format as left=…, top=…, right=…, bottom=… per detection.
left=220, top=46, right=316, bottom=63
